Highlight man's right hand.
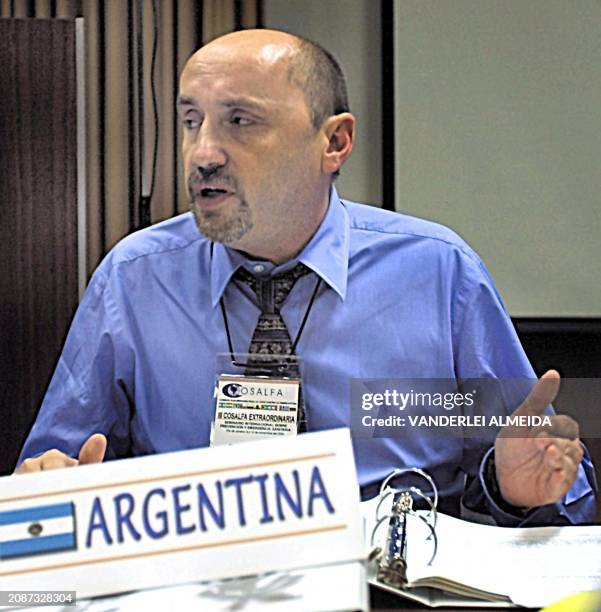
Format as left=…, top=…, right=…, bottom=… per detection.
left=14, top=433, right=107, bottom=474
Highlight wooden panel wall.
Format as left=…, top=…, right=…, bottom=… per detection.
left=0, top=18, right=78, bottom=474
left=0, top=1, right=264, bottom=275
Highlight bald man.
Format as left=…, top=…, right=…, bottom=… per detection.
left=17, top=30, right=596, bottom=525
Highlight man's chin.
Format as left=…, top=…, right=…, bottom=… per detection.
left=191, top=205, right=253, bottom=244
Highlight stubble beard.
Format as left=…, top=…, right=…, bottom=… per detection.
left=187, top=168, right=253, bottom=244
left=190, top=197, right=253, bottom=244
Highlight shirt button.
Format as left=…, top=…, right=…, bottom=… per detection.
left=253, top=264, right=265, bottom=273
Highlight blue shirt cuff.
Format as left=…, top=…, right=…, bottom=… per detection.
left=475, top=446, right=598, bottom=526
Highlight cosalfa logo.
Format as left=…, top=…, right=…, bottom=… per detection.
left=223, top=383, right=243, bottom=398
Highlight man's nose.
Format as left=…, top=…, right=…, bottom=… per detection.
left=189, top=122, right=227, bottom=172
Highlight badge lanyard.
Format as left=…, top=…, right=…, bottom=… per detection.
left=219, top=274, right=323, bottom=376
left=210, top=245, right=322, bottom=445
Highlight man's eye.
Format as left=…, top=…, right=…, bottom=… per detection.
left=183, top=118, right=200, bottom=129
left=231, top=116, right=252, bottom=126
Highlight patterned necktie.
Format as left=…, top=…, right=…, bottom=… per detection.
left=234, top=263, right=311, bottom=431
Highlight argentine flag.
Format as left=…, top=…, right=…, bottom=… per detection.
left=0, top=502, right=77, bottom=560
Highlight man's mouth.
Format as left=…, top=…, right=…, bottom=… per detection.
left=192, top=184, right=236, bottom=209
left=200, top=187, right=229, bottom=198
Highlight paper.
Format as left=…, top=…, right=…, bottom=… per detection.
left=363, top=495, right=601, bottom=608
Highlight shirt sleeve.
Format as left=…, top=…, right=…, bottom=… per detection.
left=462, top=446, right=599, bottom=526
left=451, top=248, right=598, bottom=525
left=16, top=263, right=134, bottom=466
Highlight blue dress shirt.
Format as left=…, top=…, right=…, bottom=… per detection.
left=19, top=188, right=596, bottom=525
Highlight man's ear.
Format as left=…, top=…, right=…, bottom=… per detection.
left=321, top=113, right=355, bottom=175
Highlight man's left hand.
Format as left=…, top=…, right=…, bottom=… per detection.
left=494, top=370, right=584, bottom=509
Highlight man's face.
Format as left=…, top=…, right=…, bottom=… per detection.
left=178, top=35, right=328, bottom=260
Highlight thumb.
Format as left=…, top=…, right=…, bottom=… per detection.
left=78, top=433, right=107, bottom=465
left=514, top=370, right=560, bottom=417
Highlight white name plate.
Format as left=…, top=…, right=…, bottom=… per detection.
left=0, top=428, right=364, bottom=598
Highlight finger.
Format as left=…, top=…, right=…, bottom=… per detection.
left=571, top=442, right=585, bottom=465
left=41, top=455, right=79, bottom=471
left=554, top=438, right=584, bottom=464
left=532, top=414, right=579, bottom=440
left=515, top=370, right=560, bottom=417
left=550, top=454, right=580, bottom=487
left=534, top=431, right=582, bottom=453
left=542, top=442, right=562, bottom=468
left=14, top=457, right=42, bottom=474
left=15, top=451, right=78, bottom=474
left=535, top=435, right=583, bottom=462
left=547, top=441, right=583, bottom=469
left=544, top=468, right=576, bottom=501
left=78, top=433, right=107, bottom=465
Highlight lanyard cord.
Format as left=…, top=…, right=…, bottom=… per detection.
left=219, top=275, right=323, bottom=361
left=291, top=276, right=322, bottom=353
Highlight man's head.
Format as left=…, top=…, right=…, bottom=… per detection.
left=286, top=36, right=350, bottom=131
left=178, top=29, right=355, bottom=263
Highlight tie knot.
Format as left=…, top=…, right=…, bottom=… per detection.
left=234, top=263, right=311, bottom=312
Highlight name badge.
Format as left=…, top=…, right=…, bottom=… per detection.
left=211, top=375, right=300, bottom=445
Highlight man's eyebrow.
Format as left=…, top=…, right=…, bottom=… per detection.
left=176, top=95, right=197, bottom=107
left=220, top=97, right=267, bottom=111
left=176, top=95, right=269, bottom=111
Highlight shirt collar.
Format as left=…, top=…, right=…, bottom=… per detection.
left=210, top=186, right=349, bottom=307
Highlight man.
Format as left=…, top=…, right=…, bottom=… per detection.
left=16, top=29, right=596, bottom=525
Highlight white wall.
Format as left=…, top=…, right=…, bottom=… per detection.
left=265, top=0, right=382, bottom=206
left=266, top=0, right=601, bottom=316
left=394, top=0, right=601, bottom=316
